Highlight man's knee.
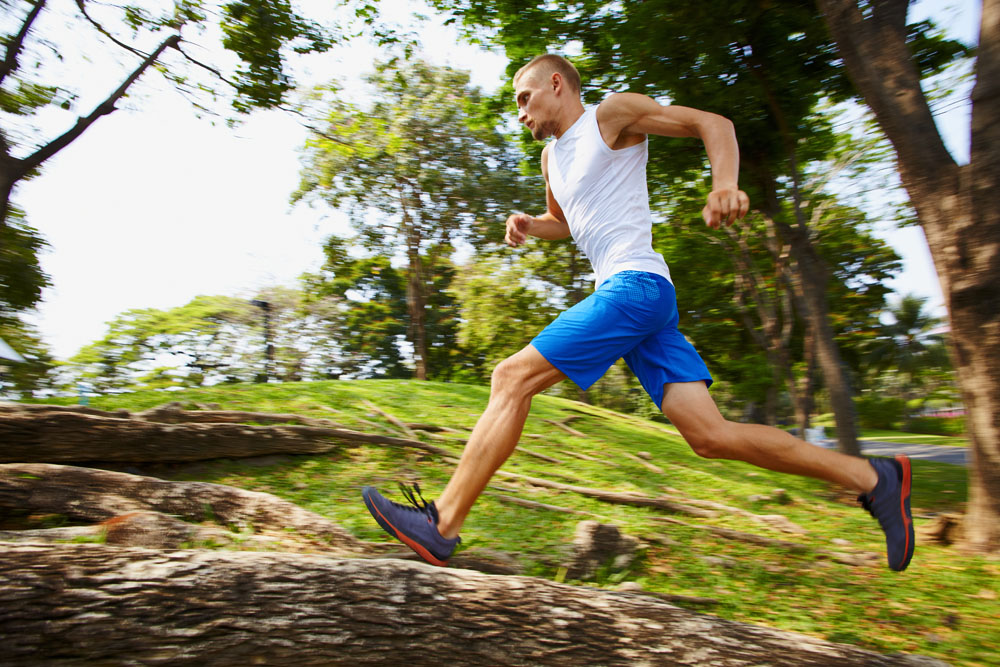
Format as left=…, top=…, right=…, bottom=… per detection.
left=490, top=356, right=533, bottom=398
left=683, top=426, right=732, bottom=459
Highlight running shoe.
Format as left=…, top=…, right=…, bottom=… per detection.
left=858, top=455, right=914, bottom=571
left=362, top=483, right=460, bottom=566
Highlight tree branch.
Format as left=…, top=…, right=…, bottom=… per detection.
left=0, top=0, right=46, bottom=86
left=74, top=0, right=150, bottom=60
left=18, top=32, right=181, bottom=175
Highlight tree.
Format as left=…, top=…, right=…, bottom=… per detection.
left=448, top=254, right=557, bottom=383
left=300, top=238, right=410, bottom=379
left=817, top=0, right=1000, bottom=552
left=0, top=315, right=51, bottom=397
left=60, top=289, right=342, bottom=391
left=0, top=0, right=347, bottom=230
left=0, top=203, right=52, bottom=394
left=64, top=296, right=255, bottom=391
left=863, top=294, right=950, bottom=406
left=293, top=60, right=528, bottom=379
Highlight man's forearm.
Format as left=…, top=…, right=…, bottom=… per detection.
left=700, top=116, right=740, bottom=190
left=528, top=213, right=572, bottom=240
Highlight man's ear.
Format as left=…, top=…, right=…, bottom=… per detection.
left=551, top=71, right=563, bottom=94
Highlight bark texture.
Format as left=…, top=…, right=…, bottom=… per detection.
left=0, top=463, right=525, bottom=575
left=0, top=402, right=453, bottom=463
left=0, top=463, right=366, bottom=554
left=818, top=0, right=1000, bottom=552
left=0, top=543, right=945, bottom=666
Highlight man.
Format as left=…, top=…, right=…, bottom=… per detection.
left=363, top=54, right=914, bottom=572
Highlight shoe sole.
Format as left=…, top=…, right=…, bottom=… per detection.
left=895, top=455, right=914, bottom=571
left=362, top=487, right=449, bottom=567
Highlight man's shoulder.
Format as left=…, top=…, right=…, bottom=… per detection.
left=596, top=93, right=652, bottom=149
left=596, top=92, right=655, bottom=121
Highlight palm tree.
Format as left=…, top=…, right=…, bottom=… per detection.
left=865, top=294, right=950, bottom=404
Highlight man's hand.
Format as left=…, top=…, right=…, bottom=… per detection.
left=702, top=188, right=750, bottom=229
left=505, top=213, right=533, bottom=246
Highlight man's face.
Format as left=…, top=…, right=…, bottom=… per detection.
left=515, top=69, right=559, bottom=141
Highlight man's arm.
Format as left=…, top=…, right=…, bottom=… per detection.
left=596, top=92, right=749, bottom=228
left=506, top=144, right=572, bottom=246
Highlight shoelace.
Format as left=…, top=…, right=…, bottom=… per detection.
left=396, top=481, right=458, bottom=546
left=398, top=482, right=432, bottom=514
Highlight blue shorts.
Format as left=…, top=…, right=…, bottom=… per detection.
left=531, top=271, right=712, bottom=408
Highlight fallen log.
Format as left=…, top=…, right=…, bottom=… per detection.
left=134, top=403, right=344, bottom=428
left=0, top=463, right=365, bottom=554
left=543, top=417, right=587, bottom=438
left=0, top=543, right=943, bottom=666
left=0, top=405, right=454, bottom=463
left=514, top=445, right=564, bottom=464
left=0, top=463, right=525, bottom=575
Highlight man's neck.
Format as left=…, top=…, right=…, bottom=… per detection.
left=554, top=102, right=586, bottom=139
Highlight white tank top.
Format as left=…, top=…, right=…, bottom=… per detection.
left=547, top=105, right=672, bottom=286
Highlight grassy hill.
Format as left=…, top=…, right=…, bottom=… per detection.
left=31, top=380, right=997, bottom=665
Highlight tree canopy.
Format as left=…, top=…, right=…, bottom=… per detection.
left=293, top=60, right=530, bottom=379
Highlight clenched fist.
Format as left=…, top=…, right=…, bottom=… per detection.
left=505, top=213, right=533, bottom=247
left=701, top=188, right=750, bottom=229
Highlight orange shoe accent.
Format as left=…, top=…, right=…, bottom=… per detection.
left=896, top=454, right=912, bottom=560
left=371, top=503, right=449, bottom=567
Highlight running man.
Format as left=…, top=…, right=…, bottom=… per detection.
left=363, top=54, right=914, bottom=571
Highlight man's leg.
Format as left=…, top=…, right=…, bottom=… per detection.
left=660, top=381, right=877, bottom=492
left=435, top=345, right=565, bottom=538
left=661, top=380, right=914, bottom=570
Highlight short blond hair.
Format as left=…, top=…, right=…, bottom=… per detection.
left=514, top=54, right=581, bottom=93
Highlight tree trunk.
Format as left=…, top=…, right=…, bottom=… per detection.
left=791, top=329, right=819, bottom=436
left=782, top=239, right=860, bottom=456
left=407, top=246, right=429, bottom=381
left=727, top=219, right=797, bottom=428
left=398, top=189, right=429, bottom=381
left=0, top=543, right=944, bottom=666
left=740, top=145, right=860, bottom=455
left=744, top=37, right=861, bottom=456
left=818, top=0, right=1000, bottom=553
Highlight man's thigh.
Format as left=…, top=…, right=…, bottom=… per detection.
left=532, top=272, right=674, bottom=391
left=660, top=381, right=727, bottom=436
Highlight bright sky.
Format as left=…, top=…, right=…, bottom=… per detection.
left=15, top=0, right=978, bottom=361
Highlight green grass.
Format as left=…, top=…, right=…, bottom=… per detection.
left=814, top=414, right=969, bottom=447
left=30, top=381, right=999, bottom=666
left=859, top=429, right=969, bottom=447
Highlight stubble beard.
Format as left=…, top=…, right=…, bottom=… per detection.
left=532, top=119, right=559, bottom=141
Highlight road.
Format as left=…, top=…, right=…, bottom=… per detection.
left=818, top=439, right=968, bottom=466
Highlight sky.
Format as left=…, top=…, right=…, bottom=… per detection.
left=13, top=0, right=979, bottom=361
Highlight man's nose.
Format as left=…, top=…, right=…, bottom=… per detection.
left=517, top=109, right=527, bottom=124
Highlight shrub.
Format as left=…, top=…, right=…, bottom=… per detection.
left=855, top=395, right=907, bottom=430
left=906, top=416, right=966, bottom=436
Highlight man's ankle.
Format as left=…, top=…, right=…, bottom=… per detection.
left=435, top=504, right=460, bottom=539
left=861, top=459, right=879, bottom=494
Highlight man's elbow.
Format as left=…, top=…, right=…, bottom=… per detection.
left=703, top=112, right=734, bottom=136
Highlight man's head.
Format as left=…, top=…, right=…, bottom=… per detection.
left=513, top=54, right=582, bottom=141
left=513, top=54, right=581, bottom=95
